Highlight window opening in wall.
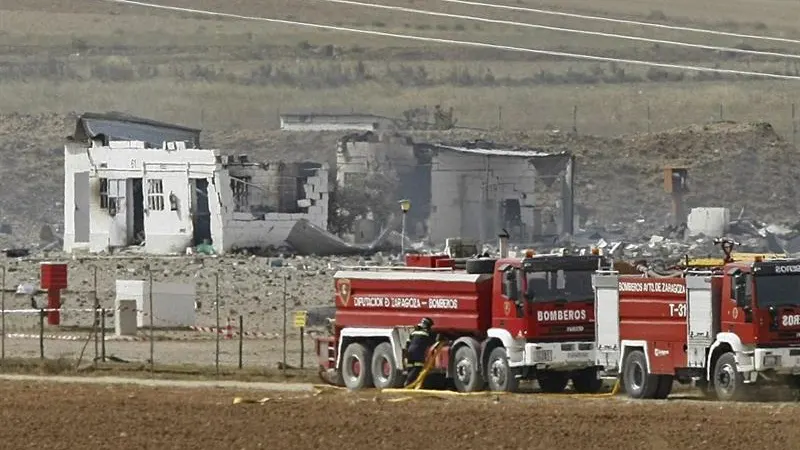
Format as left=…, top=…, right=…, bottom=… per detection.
left=147, top=179, right=165, bottom=211
left=99, top=178, right=109, bottom=209
left=230, top=176, right=251, bottom=212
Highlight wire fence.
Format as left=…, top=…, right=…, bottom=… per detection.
left=484, top=101, right=800, bottom=144
left=302, top=100, right=800, bottom=144
left=0, top=258, right=335, bottom=375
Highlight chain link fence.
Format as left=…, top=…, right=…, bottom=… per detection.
left=0, top=256, right=339, bottom=376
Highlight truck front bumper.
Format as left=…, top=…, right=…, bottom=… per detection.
left=518, top=341, right=597, bottom=370
left=750, top=347, right=800, bottom=375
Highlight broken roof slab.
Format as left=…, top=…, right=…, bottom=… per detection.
left=68, top=111, right=201, bottom=148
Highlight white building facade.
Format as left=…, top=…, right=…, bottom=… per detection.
left=63, top=140, right=329, bottom=255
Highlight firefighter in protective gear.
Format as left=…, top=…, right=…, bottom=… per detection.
left=404, top=317, right=436, bottom=387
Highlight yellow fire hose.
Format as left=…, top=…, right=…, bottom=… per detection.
left=382, top=340, right=623, bottom=398
left=405, top=340, right=445, bottom=390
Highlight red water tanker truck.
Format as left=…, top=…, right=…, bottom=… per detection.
left=315, top=247, right=614, bottom=393
left=592, top=238, right=800, bottom=401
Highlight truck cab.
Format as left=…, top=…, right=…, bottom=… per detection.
left=728, top=259, right=800, bottom=379
left=487, top=251, right=603, bottom=393
left=495, top=252, right=597, bottom=343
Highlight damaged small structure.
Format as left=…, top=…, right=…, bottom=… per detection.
left=62, top=112, right=328, bottom=254
left=279, top=112, right=397, bottom=132
left=336, top=133, right=574, bottom=245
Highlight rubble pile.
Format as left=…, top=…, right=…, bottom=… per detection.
left=571, top=121, right=800, bottom=231
left=571, top=214, right=800, bottom=264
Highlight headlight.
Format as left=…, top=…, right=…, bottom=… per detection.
left=763, top=355, right=782, bottom=367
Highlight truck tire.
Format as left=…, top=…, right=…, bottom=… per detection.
left=486, top=346, right=519, bottom=392
left=622, top=350, right=658, bottom=399
left=537, top=371, right=569, bottom=393
left=653, top=375, right=674, bottom=399
left=453, top=346, right=485, bottom=392
left=341, top=342, right=374, bottom=390
left=571, top=367, right=603, bottom=394
left=370, top=342, right=403, bottom=389
left=713, top=352, right=747, bottom=401
left=465, top=258, right=496, bottom=274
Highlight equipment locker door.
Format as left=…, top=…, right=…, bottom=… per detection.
left=593, top=274, right=620, bottom=373
left=686, top=275, right=717, bottom=368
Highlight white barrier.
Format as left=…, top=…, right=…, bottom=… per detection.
left=0, top=308, right=105, bottom=315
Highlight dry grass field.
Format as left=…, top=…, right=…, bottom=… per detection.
left=2, top=0, right=800, bottom=244
left=0, top=0, right=799, bottom=134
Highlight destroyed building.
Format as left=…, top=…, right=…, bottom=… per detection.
left=280, top=112, right=397, bottom=132
left=336, top=133, right=574, bottom=245
left=62, top=112, right=328, bottom=254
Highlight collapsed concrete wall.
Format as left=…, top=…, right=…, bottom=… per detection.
left=427, top=146, right=573, bottom=244
left=225, top=159, right=329, bottom=249
left=334, top=133, right=573, bottom=246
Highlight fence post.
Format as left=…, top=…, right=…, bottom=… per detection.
left=215, top=272, right=220, bottom=378
left=719, top=103, right=724, bottom=121
left=282, top=273, right=287, bottom=374
left=39, top=308, right=44, bottom=359
left=1, top=265, right=5, bottom=363
left=238, top=315, right=243, bottom=369
left=497, top=105, right=502, bottom=130
left=792, top=102, right=796, bottom=146
left=300, top=326, right=305, bottom=370
left=647, top=103, right=652, bottom=133
left=148, top=268, right=154, bottom=378
left=572, top=104, right=578, bottom=134
left=93, top=265, right=98, bottom=365
left=101, top=309, right=106, bottom=362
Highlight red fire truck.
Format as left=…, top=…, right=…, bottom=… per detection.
left=315, top=247, right=614, bottom=393
left=592, top=238, right=800, bottom=401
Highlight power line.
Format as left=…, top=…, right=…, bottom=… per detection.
left=437, top=0, right=800, bottom=46
left=99, top=0, right=800, bottom=80
left=320, top=0, right=800, bottom=60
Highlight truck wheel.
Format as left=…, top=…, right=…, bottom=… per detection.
left=713, top=352, right=747, bottom=401
left=653, top=375, right=674, bottom=399
left=453, top=346, right=485, bottom=392
left=341, top=342, right=374, bottom=390
left=622, top=350, right=658, bottom=399
left=370, top=342, right=403, bottom=389
left=536, top=371, right=569, bottom=393
left=486, top=347, right=519, bottom=392
left=465, top=258, right=496, bottom=274
left=571, top=368, right=603, bottom=394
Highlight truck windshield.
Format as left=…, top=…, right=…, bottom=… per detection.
left=524, top=269, right=594, bottom=302
left=754, top=275, right=800, bottom=308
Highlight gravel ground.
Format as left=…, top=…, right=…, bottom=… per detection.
left=2, top=333, right=315, bottom=369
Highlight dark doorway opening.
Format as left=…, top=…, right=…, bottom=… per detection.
left=192, top=178, right=212, bottom=245
left=132, top=178, right=145, bottom=245
left=502, top=199, right=523, bottom=241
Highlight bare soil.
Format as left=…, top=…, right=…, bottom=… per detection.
left=2, top=379, right=800, bottom=450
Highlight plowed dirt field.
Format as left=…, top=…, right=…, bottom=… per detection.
left=2, top=380, right=800, bottom=450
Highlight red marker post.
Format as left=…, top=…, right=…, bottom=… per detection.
left=40, top=262, right=68, bottom=326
